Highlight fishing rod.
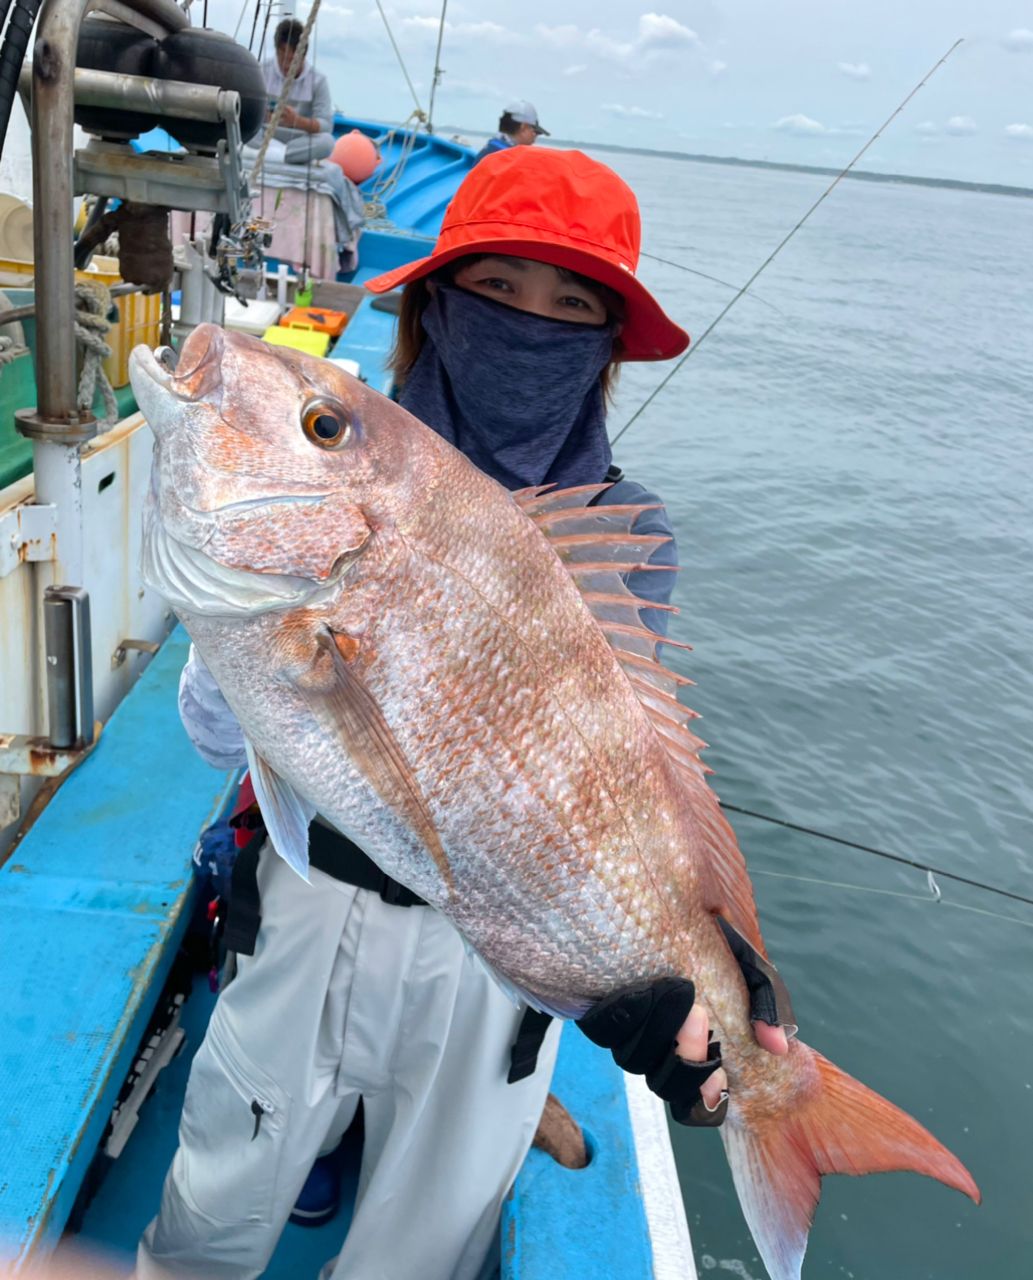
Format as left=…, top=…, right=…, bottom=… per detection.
left=611, top=37, right=965, bottom=447
left=426, top=0, right=448, bottom=134
left=720, top=801, right=1033, bottom=909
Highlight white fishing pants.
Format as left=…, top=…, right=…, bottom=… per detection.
left=136, top=847, right=560, bottom=1280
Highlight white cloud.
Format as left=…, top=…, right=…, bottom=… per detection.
left=601, top=102, right=665, bottom=120
left=1003, top=28, right=1033, bottom=51
left=534, top=23, right=581, bottom=48
left=587, top=13, right=698, bottom=67
left=710, top=59, right=727, bottom=77
left=837, top=60, right=871, bottom=80
left=563, top=64, right=587, bottom=77
left=945, top=115, right=977, bottom=136
left=401, top=16, right=515, bottom=45
left=400, top=15, right=440, bottom=32
left=914, top=121, right=938, bottom=135
left=637, top=11, right=698, bottom=51
left=300, top=2, right=352, bottom=15
left=773, top=113, right=826, bottom=135
left=1004, top=122, right=1033, bottom=141
left=441, top=78, right=503, bottom=100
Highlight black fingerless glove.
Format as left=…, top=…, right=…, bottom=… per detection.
left=576, top=977, right=728, bottom=1127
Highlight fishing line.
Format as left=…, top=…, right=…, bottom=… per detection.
left=639, top=252, right=788, bottom=318
left=233, top=0, right=251, bottom=40
left=722, top=801, right=1033, bottom=908
left=752, top=868, right=1033, bottom=932
left=248, top=0, right=263, bottom=51
left=611, top=37, right=965, bottom=448
left=375, top=0, right=426, bottom=121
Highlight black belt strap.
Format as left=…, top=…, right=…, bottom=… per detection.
left=223, top=830, right=264, bottom=957
left=223, top=822, right=427, bottom=957
left=507, top=1006, right=554, bottom=1083
left=309, top=822, right=427, bottom=908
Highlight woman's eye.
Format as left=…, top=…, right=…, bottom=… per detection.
left=480, top=277, right=514, bottom=292
left=302, top=403, right=351, bottom=449
left=560, top=295, right=591, bottom=310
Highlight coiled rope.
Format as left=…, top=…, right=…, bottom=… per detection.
left=0, top=289, right=26, bottom=363
left=363, top=115, right=422, bottom=221
left=74, top=280, right=118, bottom=427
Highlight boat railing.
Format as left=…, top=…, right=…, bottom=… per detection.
left=0, top=0, right=247, bottom=854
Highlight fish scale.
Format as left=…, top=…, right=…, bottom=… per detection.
left=130, top=323, right=979, bottom=1280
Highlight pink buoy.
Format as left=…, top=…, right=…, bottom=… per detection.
left=330, top=130, right=380, bottom=183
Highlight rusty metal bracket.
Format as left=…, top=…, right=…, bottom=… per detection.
left=0, top=737, right=87, bottom=824
left=0, top=504, right=58, bottom=578
left=111, top=637, right=161, bottom=669
left=0, top=734, right=84, bottom=777
left=0, top=733, right=88, bottom=827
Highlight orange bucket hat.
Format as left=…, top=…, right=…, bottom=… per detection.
left=364, top=147, right=689, bottom=362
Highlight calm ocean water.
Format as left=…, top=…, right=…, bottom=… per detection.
left=589, top=148, right=1033, bottom=1279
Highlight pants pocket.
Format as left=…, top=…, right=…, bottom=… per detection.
left=177, top=1013, right=291, bottom=1226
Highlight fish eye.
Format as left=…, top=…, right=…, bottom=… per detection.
left=302, top=401, right=352, bottom=449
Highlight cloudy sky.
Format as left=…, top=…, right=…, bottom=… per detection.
left=208, top=0, right=1033, bottom=185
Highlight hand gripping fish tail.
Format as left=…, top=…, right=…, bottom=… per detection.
left=724, top=1042, right=980, bottom=1280
left=129, top=324, right=980, bottom=1280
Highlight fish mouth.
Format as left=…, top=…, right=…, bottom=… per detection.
left=130, top=324, right=224, bottom=425
left=129, top=343, right=173, bottom=396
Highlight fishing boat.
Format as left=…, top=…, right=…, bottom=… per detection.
left=0, top=2, right=696, bottom=1276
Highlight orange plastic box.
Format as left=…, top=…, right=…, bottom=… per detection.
left=280, top=305, right=349, bottom=338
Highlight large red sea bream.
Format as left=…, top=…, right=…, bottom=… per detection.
left=130, top=325, right=978, bottom=1279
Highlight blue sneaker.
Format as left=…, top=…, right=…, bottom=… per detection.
left=289, top=1152, right=341, bottom=1227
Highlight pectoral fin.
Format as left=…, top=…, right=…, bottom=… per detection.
left=244, top=741, right=315, bottom=881
left=298, top=628, right=453, bottom=892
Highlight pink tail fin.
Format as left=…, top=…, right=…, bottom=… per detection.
left=722, top=1042, right=980, bottom=1280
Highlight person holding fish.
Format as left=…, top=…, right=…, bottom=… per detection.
left=134, top=149, right=811, bottom=1280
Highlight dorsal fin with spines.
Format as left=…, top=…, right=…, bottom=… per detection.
left=513, top=482, right=767, bottom=955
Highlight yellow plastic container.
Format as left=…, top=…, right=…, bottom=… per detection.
left=0, top=256, right=34, bottom=287
left=261, top=325, right=330, bottom=358
left=0, top=254, right=161, bottom=389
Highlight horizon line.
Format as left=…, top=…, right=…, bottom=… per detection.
left=443, top=129, right=1033, bottom=199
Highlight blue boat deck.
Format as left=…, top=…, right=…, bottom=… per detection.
left=0, top=631, right=237, bottom=1265
left=345, top=116, right=474, bottom=237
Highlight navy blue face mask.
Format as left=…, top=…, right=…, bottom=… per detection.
left=398, top=285, right=615, bottom=490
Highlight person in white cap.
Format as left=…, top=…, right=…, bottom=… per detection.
left=473, top=100, right=549, bottom=164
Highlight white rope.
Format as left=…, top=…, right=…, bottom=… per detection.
left=374, top=0, right=427, bottom=122
left=0, top=289, right=26, bottom=357
left=74, top=280, right=118, bottom=427
left=0, top=333, right=24, bottom=365
left=363, top=113, right=422, bottom=221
